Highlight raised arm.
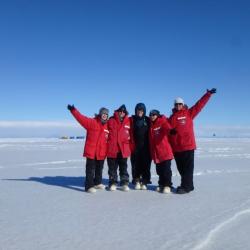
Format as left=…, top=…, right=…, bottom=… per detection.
left=67, top=104, right=94, bottom=130
left=189, top=88, right=216, bottom=119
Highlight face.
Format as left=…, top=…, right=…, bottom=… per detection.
left=101, top=113, right=108, bottom=121
left=150, top=114, right=157, bottom=122
left=175, top=103, right=184, bottom=111
left=118, top=111, right=126, bottom=118
left=136, top=109, right=144, bottom=117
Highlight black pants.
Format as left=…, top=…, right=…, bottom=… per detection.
left=156, top=160, right=172, bottom=187
left=174, top=150, right=194, bottom=192
left=107, top=152, right=129, bottom=186
left=131, top=150, right=151, bottom=184
left=85, top=158, right=104, bottom=190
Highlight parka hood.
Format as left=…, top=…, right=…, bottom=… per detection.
left=135, top=103, right=146, bottom=116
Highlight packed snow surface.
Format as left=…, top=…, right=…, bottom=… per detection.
left=1, top=138, right=250, bottom=250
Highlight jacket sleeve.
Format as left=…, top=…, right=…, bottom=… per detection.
left=189, top=91, right=212, bottom=119
left=161, top=116, right=172, bottom=134
left=70, top=108, right=94, bottom=130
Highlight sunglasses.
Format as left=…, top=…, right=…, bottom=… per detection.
left=175, top=103, right=183, bottom=106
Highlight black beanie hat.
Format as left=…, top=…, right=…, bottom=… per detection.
left=116, top=104, right=128, bottom=115
left=149, top=109, right=160, bottom=117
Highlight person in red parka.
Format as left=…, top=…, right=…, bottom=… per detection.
left=107, top=104, right=132, bottom=191
left=67, top=105, right=109, bottom=193
left=168, top=88, right=216, bottom=194
left=149, top=109, right=174, bottom=194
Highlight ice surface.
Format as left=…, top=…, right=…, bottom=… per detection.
left=1, top=138, right=250, bottom=250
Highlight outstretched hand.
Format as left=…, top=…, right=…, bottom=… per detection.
left=67, top=104, right=75, bottom=111
left=207, top=88, right=216, bottom=94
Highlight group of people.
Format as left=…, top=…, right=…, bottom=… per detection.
left=67, top=88, right=216, bottom=194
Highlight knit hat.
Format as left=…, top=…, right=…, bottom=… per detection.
left=174, top=97, right=184, bottom=105
left=116, top=104, right=128, bottom=115
left=149, top=109, right=160, bottom=116
left=99, top=107, right=109, bottom=116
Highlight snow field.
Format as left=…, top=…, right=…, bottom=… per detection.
left=1, top=138, right=250, bottom=250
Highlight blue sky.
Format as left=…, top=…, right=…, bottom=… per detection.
left=0, top=0, right=250, bottom=136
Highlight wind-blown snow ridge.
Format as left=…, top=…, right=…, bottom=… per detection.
left=37, top=166, right=83, bottom=170
left=194, top=169, right=250, bottom=176
left=21, top=159, right=83, bottom=167
left=192, top=209, right=250, bottom=250
left=151, top=170, right=250, bottom=179
left=196, top=152, right=250, bottom=159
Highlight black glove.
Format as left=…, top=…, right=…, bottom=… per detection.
left=207, top=88, right=216, bottom=94
left=169, top=128, right=177, bottom=135
left=67, top=104, right=75, bottom=111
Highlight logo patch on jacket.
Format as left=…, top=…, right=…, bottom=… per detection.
left=177, top=116, right=186, bottom=125
left=153, top=127, right=161, bottom=136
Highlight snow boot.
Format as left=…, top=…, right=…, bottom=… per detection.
left=162, top=186, right=171, bottom=194
left=141, top=184, right=147, bottom=190
left=109, top=184, right=117, bottom=191
left=86, top=187, right=96, bottom=194
left=134, top=182, right=141, bottom=190
left=121, top=184, right=130, bottom=192
left=95, top=184, right=106, bottom=190
left=176, top=186, right=189, bottom=194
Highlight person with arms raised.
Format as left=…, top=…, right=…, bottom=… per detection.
left=67, top=105, right=109, bottom=193
left=168, top=88, right=217, bottom=194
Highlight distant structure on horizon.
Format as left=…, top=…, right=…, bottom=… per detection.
left=60, top=136, right=85, bottom=140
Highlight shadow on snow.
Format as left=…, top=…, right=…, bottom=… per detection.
left=2, top=176, right=110, bottom=192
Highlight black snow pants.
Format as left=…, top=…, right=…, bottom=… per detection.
left=174, top=150, right=194, bottom=192
left=107, top=152, right=129, bottom=186
left=85, top=158, right=104, bottom=190
left=131, top=149, right=151, bottom=184
left=156, top=159, right=172, bottom=187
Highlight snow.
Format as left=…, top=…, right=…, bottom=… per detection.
left=1, top=138, right=250, bottom=250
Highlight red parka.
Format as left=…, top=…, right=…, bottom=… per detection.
left=107, top=112, right=132, bottom=158
left=70, top=108, right=109, bottom=160
left=149, top=115, right=174, bottom=164
left=168, top=91, right=212, bottom=153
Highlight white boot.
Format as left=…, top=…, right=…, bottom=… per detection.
left=141, top=184, right=147, bottom=190
left=95, top=184, right=106, bottom=190
left=162, top=186, right=171, bottom=194
left=134, top=182, right=141, bottom=190
left=156, top=186, right=162, bottom=192
left=121, top=185, right=130, bottom=192
left=109, top=184, right=117, bottom=191
left=86, top=187, right=96, bottom=193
